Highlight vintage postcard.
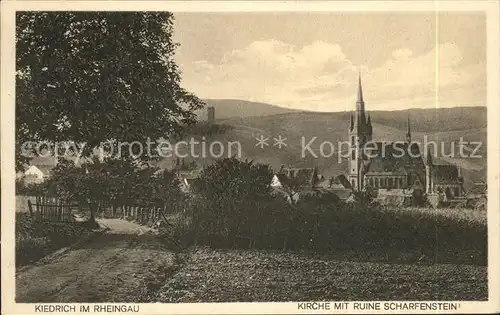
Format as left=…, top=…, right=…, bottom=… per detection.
left=1, top=1, right=499, bottom=314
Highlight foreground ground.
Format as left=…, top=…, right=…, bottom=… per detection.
left=153, top=248, right=487, bottom=302
left=16, top=219, right=488, bottom=302
left=16, top=219, right=176, bottom=303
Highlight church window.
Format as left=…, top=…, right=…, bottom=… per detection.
left=351, top=179, right=355, bottom=188
left=352, top=150, right=356, bottom=160
left=388, top=178, right=393, bottom=188
left=454, top=187, right=460, bottom=197
left=351, top=136, right=355, bottom=146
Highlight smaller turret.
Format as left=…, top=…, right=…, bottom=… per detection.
left=425, top=147, right=433, bottom=194
left=367, top=114, right=372, bottom=134
left=406, top=110, right=412, bottom=143
left=426, top=147, right=433, bottom=166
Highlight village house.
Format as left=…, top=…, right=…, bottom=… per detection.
left=23, top=164, right=54, bottom=185
left=315, top=174, right=352, bottom=200
left=172, top=158, right=202, bottom=194
left=271, top=166, right=352, bottom=203
left=465, top=181, right=487, bottom=209
left=270, top=166, right=320, bottom=203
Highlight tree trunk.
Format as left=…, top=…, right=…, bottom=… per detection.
left=84, top=202, right=100, bottom=229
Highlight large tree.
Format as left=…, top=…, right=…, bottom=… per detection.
left=16, top=12, right=203, bottom=169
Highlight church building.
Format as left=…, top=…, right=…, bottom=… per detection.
left=347, top=74, right=464, bottom=201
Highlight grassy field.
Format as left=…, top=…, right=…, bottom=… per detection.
left=385, top=206, right=486, bottom=225
left=151, top=205, right=488, bottom=302
left=152, top=247, right=487, bottom=302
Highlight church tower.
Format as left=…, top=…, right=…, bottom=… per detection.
left=348, top=73, right=372, bottom=191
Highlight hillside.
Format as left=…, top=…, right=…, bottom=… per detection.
left=196, top=99, right=486, bottom=133
left=171, top=107, right=487, bottom=189
left=195, top=99, right=301, bottom=120
left=23, top=100, right=487, bottom=188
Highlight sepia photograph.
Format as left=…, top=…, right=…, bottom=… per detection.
left=1, top=1, right=499, bottom=314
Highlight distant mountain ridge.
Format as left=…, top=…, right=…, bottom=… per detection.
left=199, top=98, right=486, bottom=133
left=188, top=100, right=487, bottom=189
left=195, top=99, right=301, bottom=120
left=25, top=99, right=487, bottom=188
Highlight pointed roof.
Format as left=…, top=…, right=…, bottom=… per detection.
left=357, top=72, right=364, bottom=103
left=351, top=71, right=369, bottom=133
left=25, top=164, right=54, bottom=176
left=278, top=167, right=318, bottom=189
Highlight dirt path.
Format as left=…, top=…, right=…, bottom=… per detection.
left=16, top=219, right=176, bottom=303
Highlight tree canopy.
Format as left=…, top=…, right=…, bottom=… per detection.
left=16, top=12, right=203, bottom=170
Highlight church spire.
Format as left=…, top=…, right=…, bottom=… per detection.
left=406, top=110, right=412, bottom=142
left=356, top=72, right=366, bottom=127
left=357, top=71, right=364, bottom=104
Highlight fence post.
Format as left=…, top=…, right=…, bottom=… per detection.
left=37, top=196, right=41, bottom=218
left=27, top=200, right=34, bottom=218
left=59, top=199, right=63, bottom=222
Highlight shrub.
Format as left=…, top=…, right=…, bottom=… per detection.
left=169, top=158, right=487, bottom=265
left=15, top=213, right=92, bottom=266
left=178, top=191, right=487, bottom=264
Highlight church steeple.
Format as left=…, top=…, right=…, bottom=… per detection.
left=355, top=72, right=367, bottom=128
left=357, top=72, right=364, bottom=104
left=406, top=110, right=412, bottom=142
left=348, top=71, right=372, bottom=192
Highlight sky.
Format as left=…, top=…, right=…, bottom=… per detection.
left=172, top=12, right=486, bottom=112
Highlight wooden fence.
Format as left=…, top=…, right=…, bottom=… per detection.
left=28, top=196, right=76, bottom=223
left=102, top=205, right=174, bottom=228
